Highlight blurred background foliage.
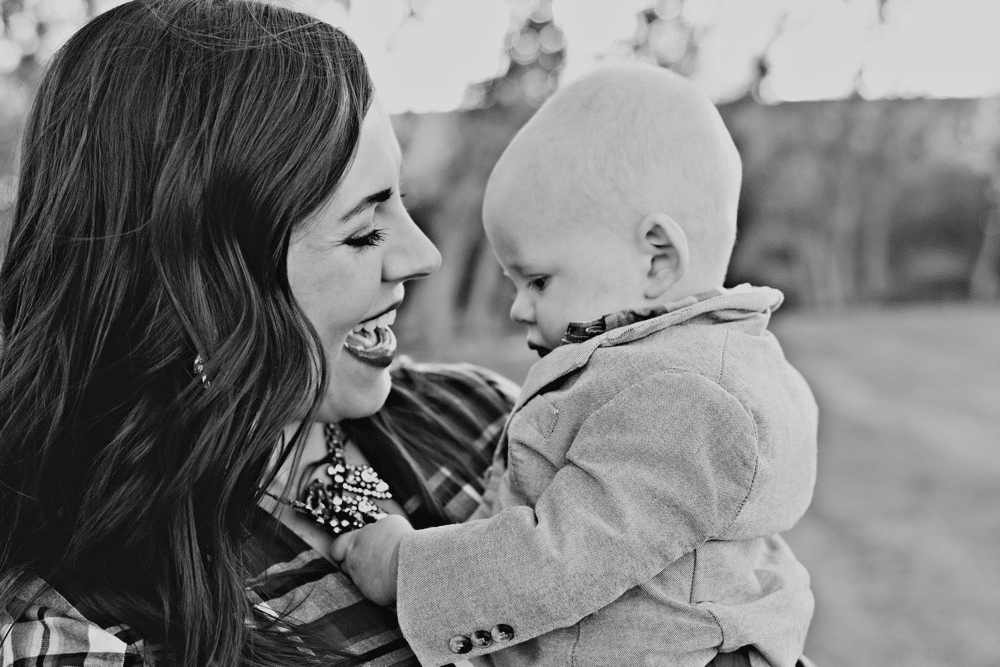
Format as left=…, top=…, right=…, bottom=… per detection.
left=0, top=0, right=998, bottom=353
left=385, top=0, right=1000, bottom=353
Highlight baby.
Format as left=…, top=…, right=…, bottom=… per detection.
left=332, top=64, right=818, bottom=667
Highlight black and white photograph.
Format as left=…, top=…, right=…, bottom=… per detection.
left=1, top=1, right=997, bottom=666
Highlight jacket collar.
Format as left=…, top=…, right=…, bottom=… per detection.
left=561, top=287, right=727, bottom=344
left=513, top=285, right=784, bottom=412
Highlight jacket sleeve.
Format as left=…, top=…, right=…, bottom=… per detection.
left=395, top=370, right=760, bottom=667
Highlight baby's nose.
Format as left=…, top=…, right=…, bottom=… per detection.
left=509, top=292, right=533, bottom=324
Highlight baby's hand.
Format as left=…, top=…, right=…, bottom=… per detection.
left=330, top=514, right=414, bottom=606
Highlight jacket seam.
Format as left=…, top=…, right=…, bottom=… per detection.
left=719, top=403, right=761, bottom=537
left=723, top=446, right=760, bottom=535
left=717, top=330, right=730, bottom=384
left=544, top=405, right=559, bottom=437
left=642, top=368, right=760, bottom=447
left=688, top=547, right=698, bottom=604
left=691, top=368, right=762, bottom=538
left=569, top=620, right=582, bottom=666
left=704, top=605, right=726, bottom=650
left=517, top=394, right=561, bottom=439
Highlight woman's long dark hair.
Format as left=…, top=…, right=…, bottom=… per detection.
left=0, top=0, right=373, bottom=664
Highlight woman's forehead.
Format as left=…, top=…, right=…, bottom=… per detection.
left=328, top=101, right=401, bottom=214
left=356, top=100, right=402, bottom=178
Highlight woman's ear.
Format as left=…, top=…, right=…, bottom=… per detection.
left=637, top=212, right=688, bottom=300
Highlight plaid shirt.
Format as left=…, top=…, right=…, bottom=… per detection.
left=1, top=360, right=518, bottom=667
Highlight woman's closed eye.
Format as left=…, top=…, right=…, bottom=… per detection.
left=344, top=227, right=386, bottom=248
left=341, top=187, right=408, bottom=250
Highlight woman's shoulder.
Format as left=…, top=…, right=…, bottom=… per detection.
left=350, top=358, right=519, bottom=524
left=383, top=357, right=520, bottom=461
left=1, top=575, right=149, bottom=666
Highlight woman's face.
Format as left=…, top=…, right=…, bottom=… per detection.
left=288, top=97, right=441, bottom=422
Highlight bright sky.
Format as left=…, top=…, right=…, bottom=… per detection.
left=2, top=0, right=998, bottom=110
left=327, top=0, right=1000, bottom=111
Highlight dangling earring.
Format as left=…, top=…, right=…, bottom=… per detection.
left=193, top=354, right=211, bottom=390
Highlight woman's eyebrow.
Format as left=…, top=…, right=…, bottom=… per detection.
left=339, top=188, right=392, bottom=222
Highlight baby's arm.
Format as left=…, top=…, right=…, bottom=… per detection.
left=354, top=371, right=759, bottom=667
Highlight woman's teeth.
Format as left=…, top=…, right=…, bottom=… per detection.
left=352, top=310, right=396, bottom=335
left=343, top=310, right=398, bottom=368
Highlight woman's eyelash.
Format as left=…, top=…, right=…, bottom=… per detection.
left=344, top=228, right=386, bottom=248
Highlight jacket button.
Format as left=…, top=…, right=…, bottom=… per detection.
left=491, top=624, right=515, bottom=642
left=471, top=630, right=494, bottom=648
left=449, top=635, right=472, bottom=654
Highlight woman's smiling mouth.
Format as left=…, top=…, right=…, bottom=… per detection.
left=343, top=309, right=398, bottom=368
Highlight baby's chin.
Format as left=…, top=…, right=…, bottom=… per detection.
left=527, top=341, right=554, bottom=358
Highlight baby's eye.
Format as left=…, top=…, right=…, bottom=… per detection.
left=528, top=276, right=549, bottom=292
left=344, top=228, right=386, bottom=249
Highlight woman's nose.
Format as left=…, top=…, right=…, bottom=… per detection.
left=383, top=211, right=442, bottom=283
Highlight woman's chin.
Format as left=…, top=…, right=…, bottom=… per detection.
left=317, top=346, right=394, bottom=422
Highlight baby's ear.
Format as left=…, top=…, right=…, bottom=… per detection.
left=637, top=212, right=688, bottom=300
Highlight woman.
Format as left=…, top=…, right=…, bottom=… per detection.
left=0, top=1, right=514, bottom=664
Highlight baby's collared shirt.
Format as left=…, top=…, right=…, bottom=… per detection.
left=561, top=286, right=729, bottom=344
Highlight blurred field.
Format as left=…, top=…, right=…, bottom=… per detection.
left=421, top=304, right=1000, bottom=667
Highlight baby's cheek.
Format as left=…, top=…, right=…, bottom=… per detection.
left=542, top=321, right=569, bottom=349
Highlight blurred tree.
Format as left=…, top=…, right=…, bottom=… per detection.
left=0, top=0, right=104, bottom=186
left=631, top=0, right=704, bottom=76
left=398, top=0, right=1000, bottom=354
left=725, top=96, right=1000, bottom=307
left=394, top=0, right=566, bottom=350
left=0, top=0, right=996, bottom=352
left=1, top=0, right=96, bottom=83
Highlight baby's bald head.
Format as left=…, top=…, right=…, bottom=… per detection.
left=485, top=64, right=741, bottom=294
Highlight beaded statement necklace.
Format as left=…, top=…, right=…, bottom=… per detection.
left=269, top=423, right=392, bottom=536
